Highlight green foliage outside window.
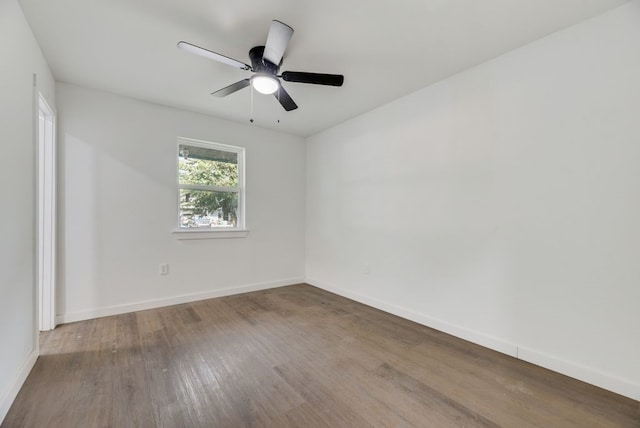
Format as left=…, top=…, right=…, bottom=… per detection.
left=179, top=147, right=239, bottom=228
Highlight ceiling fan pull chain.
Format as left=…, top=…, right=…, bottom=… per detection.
left=250, top=85, right=254, bottom=123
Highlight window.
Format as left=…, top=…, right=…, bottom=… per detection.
left=177, top=138, right=245, bottom=231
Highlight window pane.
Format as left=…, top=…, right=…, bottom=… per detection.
left=179, top=189, right=238, bottom=228
left=179, top=144, right=238, bottom=187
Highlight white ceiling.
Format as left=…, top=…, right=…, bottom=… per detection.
left=19, top=0, right=628, bottom=137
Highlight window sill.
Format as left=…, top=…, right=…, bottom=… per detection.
left=172, top=229, right=249, bottom=240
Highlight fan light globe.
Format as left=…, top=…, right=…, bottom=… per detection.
left=251, top=74, right=279, bottom=95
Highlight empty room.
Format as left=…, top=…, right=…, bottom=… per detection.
left=1, top=0, right=639, bottom=426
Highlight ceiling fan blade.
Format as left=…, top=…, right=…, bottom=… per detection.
left=263, top=20, right=294, bottom=65
left=281, top=71, right=344, bottom=86
left=274, top=86, right=298, bottom=111
left=178, top=41, right=251, bottom=70
left=211, top=79, right=251, bottom=97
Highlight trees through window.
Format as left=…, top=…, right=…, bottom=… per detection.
left=178, top=138, right=244, bottom=229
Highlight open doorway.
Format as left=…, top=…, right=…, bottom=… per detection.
left=38, top=93, right=56, bottom=331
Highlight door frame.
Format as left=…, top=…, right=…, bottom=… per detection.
left=38, top=92, right=56, bottom=331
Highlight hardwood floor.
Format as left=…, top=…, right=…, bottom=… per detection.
left=3, top=284, right=638, bottom=427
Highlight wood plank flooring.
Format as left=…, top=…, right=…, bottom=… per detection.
left=3, top=284, right=639, bottom=427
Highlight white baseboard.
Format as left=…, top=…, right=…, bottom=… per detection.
left=0, top=349, right=38, bottom=424
left=306, top=277, right=640, bottom=402
left=517, top=346, right=640, bottom=401
left=56, top=277, right=305, bottom=324
left=306, top=278, right=518, bottom=356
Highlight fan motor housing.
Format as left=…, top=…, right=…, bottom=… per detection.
left=249, top=46, right=279, bottom=75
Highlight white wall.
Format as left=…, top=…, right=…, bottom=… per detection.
left=56, top=83, right=305, bottom=322
left=0, top=0, right=56, bottom=421
left=306, top=1, right=640, bottom=400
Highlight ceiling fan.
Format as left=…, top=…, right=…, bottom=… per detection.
left=178, top=20, right=344, bottom=111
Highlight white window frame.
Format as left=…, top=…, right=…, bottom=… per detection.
left=173, top=137, right=248, bottom=239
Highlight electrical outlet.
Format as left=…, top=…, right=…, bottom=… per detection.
left=364, top=263, right=370, bottom=275
left=159, top=263, right=169, bottom=275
